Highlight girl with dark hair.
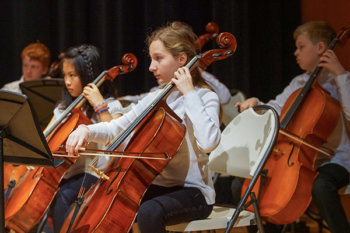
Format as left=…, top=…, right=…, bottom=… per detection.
left=49, top=44, right=124, bottom=233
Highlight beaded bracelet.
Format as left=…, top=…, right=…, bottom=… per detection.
left=96, top=107, right=110, bottom=114
left=93, top=101, right=106, bottom=110
left=94, top=101, right=108, bottom=112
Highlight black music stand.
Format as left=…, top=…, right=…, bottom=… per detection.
left=0, top=90, right=54, bottom=232
left=20, top=78, right=64, bottom=128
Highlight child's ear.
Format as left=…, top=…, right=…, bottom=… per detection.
left=177, top=52, right=188, bottom=66
left=317, top=41, right=327, bottom=55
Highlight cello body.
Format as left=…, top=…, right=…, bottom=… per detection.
left=243, top=84, right=341, bottom=224
left=60, top=104, right=186, bottom=233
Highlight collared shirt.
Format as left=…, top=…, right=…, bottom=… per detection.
left=258, top=71, right=350, bottom=173
left=1, top=76, right=24, bottom=93
left=87, top=87, right=221, bottom=205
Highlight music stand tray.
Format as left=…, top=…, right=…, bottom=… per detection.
left=20, top=78, right=64, bottom=129
left=0, top=90, right=54, bottom=231
left=0, top=90, right=53, bottom=166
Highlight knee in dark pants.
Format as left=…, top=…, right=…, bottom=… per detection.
left=312, top=176, right=337, bottom=203
left=137, top=200, right=165, bottom=230
left=312, top=177, right=325, bottom=201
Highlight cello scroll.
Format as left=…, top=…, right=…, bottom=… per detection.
left=198, top=32, right=237, bottom=70
left=106, top=53, right=138, bottom=82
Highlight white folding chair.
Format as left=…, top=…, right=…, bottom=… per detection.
left=166, top=105, right=280, bottom=233
left=212, top=90, right=245, bottom=186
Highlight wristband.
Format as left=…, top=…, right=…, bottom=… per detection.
left=96, top=107, right=109, bottom=114
left=94, top=101, right=108, bottom=112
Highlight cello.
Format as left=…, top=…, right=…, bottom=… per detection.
left=4, top=53, right=138, bottom=233
left=241, top=27, right=350, bottom=224
left=59, top=32, right=237, bottom=233
left=197, top=22, right=219, bottom=50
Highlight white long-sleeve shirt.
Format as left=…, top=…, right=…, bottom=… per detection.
left=87, top=87, right=221, bottom=204
left=258, top=71, right=350, bottom=173
left=122, top=71, right=231, bottom=104
left=1, top=76, right=24, bottom=93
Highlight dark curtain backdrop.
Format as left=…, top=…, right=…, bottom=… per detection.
left=0, top=0, right=301, bottom=102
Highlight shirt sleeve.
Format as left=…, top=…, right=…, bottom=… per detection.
left=201, top=71, right=231, bottom=104
left=183, top=89, right=221, bottom=153
left=334, top=72, right=350, bottom=121
left=105, top=98, right=125, bottom=115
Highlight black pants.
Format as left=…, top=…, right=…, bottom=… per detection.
left=137, top=185, right=213, bottom=233
left=312, top=163, right=350, bottom=233
left=51, top=173, right=98, bottom=233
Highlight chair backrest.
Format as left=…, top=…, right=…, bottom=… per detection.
left=221, top=91, right=245, bottom=127
left=209, top=106, right=279, bottom=178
